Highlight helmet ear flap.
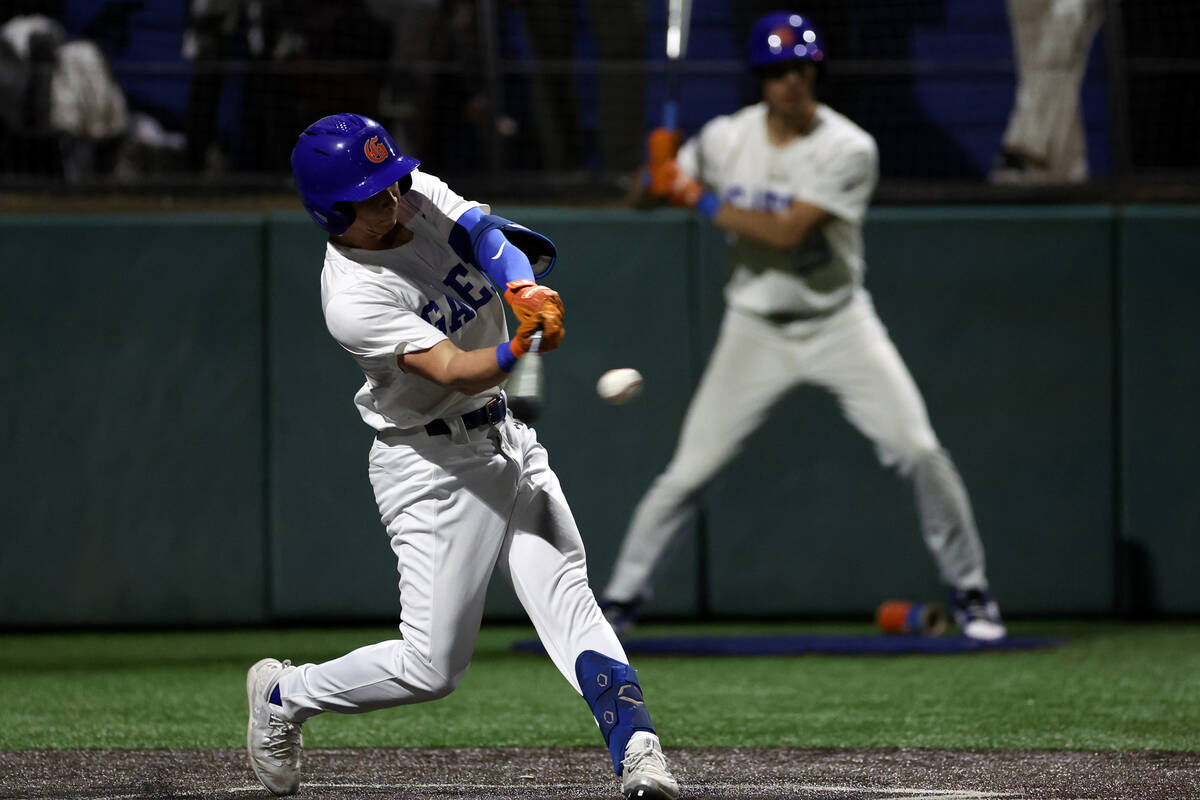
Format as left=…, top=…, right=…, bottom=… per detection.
left=304, top=203, right=353, bottom=236
left=330, top=201, right=356, bottom=233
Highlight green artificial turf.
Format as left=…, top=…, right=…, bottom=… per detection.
left=1, top=621, right=1197, bottom=751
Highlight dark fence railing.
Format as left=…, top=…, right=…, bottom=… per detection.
left=1, top=0, right=1196, bottom=204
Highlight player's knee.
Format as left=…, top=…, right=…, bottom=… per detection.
left=395, top=647, right=468, bottom=700
left=412, top=664, right=465, bottom=701
left=652, top=469, right=706, bottom=505
left=883, top=436, right=941, bottom=477
left=422, top=671, right=462, bottom=701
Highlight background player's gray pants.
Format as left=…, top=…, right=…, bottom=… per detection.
left=603, top=293, right=989, bottom=604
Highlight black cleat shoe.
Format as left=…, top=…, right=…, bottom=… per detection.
left=600, top=597, right=642, bottom=638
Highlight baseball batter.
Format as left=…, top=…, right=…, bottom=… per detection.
left=245, top=113, right=678, bottom=800
left=601, top=12, right=1006, bottom=641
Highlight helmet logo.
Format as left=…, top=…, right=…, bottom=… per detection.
left=364, top=136, right=388, bottom=163
left=769, top=26, right=796, bottom=48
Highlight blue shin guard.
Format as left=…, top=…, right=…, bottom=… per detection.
left=575, top=650, right=656, bottom=775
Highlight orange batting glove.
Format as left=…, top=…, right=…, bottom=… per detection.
left=659, top=161, right=720, bottom=219
left=653, top=160, right=702, bottom=207
left=647, top=127, right=682, bottom=198
left=505, top=280, right=565, bottom=352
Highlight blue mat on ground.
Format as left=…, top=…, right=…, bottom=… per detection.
left=512, top=634, right=1064, bottom=656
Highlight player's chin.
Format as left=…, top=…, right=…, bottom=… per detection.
left=367, top=218, right=400, bottom=237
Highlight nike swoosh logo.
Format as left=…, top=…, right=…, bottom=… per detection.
left=491, top=240, right=507, bottom=260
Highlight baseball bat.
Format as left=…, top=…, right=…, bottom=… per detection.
left=662, top=0, right=693, bottom=130
left=649, top=0, right=693, bottom=196
left=507, top=330, right=544, bottom=406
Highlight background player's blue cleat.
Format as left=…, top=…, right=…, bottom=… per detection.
left=950, top=588, right=1007, bottom=641
left=246, top=658, right=302, bottom=796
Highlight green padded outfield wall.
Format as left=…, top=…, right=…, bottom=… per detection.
left=265, top=216, right=393, bottom=621
left=0, top=216, right=267, bottom=626
left=1119, top=206, right=1200, bottom=615
left=2, top=206, right=1197, bottom=627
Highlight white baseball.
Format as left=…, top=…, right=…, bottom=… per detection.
left=596, top=368, right=643, bottom=405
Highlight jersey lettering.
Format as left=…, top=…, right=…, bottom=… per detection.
left=443, top=264, right=494, bottom=311
left=444, top=294, right=476, bottom=332
left=420, top=265, right=496, bottom=335
left=724, top=185, right=794, bottom=212
left=419, top=300, right=448, bottom=333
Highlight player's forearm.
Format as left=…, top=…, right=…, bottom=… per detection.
left=436, top=347, right=511, bottom=394
left=711, top=205, right=815, bottom=250
left=399, top=339, right=511, bottom=394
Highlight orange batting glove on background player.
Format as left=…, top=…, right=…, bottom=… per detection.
left=505, top=280, right=565, bottom=352
left=665, top=161, right=704, bottom=206
left=647, top=127, right=682, bottom=198
left=657, top=161, right=721, bottom=219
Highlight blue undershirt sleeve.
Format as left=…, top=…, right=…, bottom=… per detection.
left=450, top=207, right=536, bottom=288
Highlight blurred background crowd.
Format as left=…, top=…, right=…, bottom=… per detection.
left=0, top=0, right=1196, bottom=203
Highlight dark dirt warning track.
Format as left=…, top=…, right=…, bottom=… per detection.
left=1, top=747, right=1196, bottom=799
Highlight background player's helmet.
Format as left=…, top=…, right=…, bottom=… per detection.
left=747, top=11, right=825, bottom=72
left=290, top=113, right=420, bottom=235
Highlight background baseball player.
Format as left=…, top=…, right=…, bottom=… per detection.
left=600, top=12, right=1006, bottom=641
left=245, top=113, right=679, bottom=800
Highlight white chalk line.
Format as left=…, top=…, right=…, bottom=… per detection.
left=218, top=781, right=1026, bottom=798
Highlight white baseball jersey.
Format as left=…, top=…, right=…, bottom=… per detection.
left=678, top=102, right=878, bottom=321
left=321, top=168, right=504, bottom=431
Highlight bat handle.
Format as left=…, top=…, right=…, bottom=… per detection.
left=528, top=329, right=543, bottom=356
left=662, top=100, right=678, bottom=132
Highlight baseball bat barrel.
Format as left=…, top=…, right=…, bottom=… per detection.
left=508, top=331, right=544, bottom=402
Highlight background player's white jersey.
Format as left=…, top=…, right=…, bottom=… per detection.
left=320, top=169, right=506, bottom=431
left=678, top=102, right=878, bottom=320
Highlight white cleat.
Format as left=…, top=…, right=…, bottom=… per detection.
left=246, top=657, right=302, bottom=796
left=620, top=734, right=680, bottom=800
left=962, top=618, right=1008, bottom=641
left=951, top=587, right=1008, bottom=641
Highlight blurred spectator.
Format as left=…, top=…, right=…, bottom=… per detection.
left=514, top=0, right=647, bottom=176
left=408, top=0, right=501, bottom=169
left=514, top=0, right=586, bottom=171
left=586, top=0, right=646, bottom=177
left=181, top=0, right=275, bottom=172
left=992, top=0, right=1104, bottom=184
left=368, top=0, right=440, bottom=156
left=181, top=0, right=392, bottom=174
left=0, top=13, right=129, bottom=180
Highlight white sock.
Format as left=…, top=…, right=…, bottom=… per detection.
left=629, top=731, right=659, bottom=749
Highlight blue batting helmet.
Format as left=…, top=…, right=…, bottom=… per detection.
left=290, top=113, right=420, bottom=235
left=747, top=11, right=824, bottom=70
